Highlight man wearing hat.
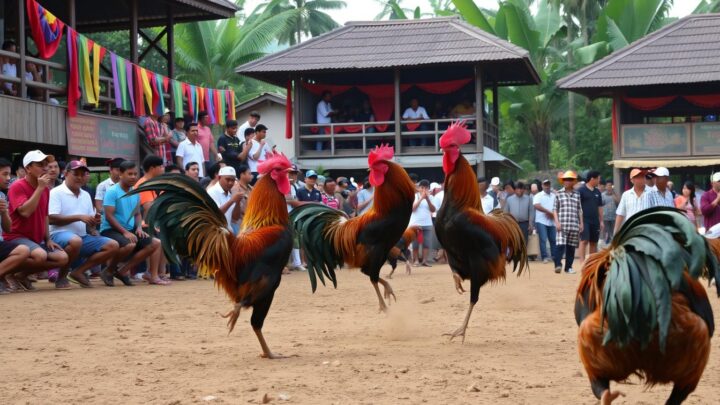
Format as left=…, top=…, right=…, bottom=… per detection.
left=207, top=166, right=244, bottom=233
left=700, top=172, right=720, bottom=231
left=94, top=157, right=126, bottom=214
left=217, top=120, right=243, bottom=172
left=614, top=168, right=663, bottom=234
left=3, top=150, right=69, bottom=290
left=552, top=171, right=583, bottom=274
left=49, top=161, right=120, bottom=288
left=297, top=170, right=322, bottom=202
left=649, top=167, right=674, bottom=207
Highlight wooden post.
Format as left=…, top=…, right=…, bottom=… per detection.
left=613, top=94, right=622, bottom=188
left=130, top=0, right=139, bottom=64
left=167, top=9, right=175, bottom=112
left=18, top=0, right=27, bottom=99
left=293, top=76, right=301, bottom=159
left=67, top=0, right=76, bottom=27
left=394, top=68, right=401, bottom=153
left=492, top=83, right=499, bottom=129
left=474, top=65, right=484, bottom=151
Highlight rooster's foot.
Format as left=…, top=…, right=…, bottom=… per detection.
left=452, top=272, right=465, bottom=294
left=378, top=278, right=397, bottom=303
left=405, top=262, right=412, bottom=275
left=220, top=302, right=242, bottom=334
left=601, top=389, right=624, bottom=404
left=442, top=325, right=467, bottom=343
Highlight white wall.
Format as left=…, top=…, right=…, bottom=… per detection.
left=238, top=101, right=295, bottom=161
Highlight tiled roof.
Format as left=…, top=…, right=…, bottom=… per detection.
left=558, top=14, right=720, bottom=94
left=237, top=17, right=539, bottom=86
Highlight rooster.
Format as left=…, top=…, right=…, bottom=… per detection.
left=575, top=207, right=718, bottom=404
left=129, top=153, right=294, bottom=359
left=387, top=226, right=420, bottom=279
left=291, top=145, right=416, bottom=312
left=435, top=122, right=528, bottom=342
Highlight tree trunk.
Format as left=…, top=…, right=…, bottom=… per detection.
left=566, top=13, right=576, bottom=157
left=532, top=123, right=550, bottom=171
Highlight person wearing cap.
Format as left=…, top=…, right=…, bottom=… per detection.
left=297, top=170, right=322, bottom=202
left=577, top=171, right=604, bottom=263
left=247, top=124, right=274, bottom=185
left=553, top=171, right=583, bottom=274
left=207, top=166, right=244, bottom=233
left=238, top=111, right=261, bottom=141
left=94, top=158, right=126, bottom=214
left=144, top=112, right=172, bottom=166
left=176, top=122, right=206, bottom=178
left=649, top=167, right=674, bottom=207
left=614, top=168, right=663, bottom=234
left=100, top=161, right=163, bottom=286
left=197, top=111, right=223, bottom=173
left=3, top=150, right=69, bottom=290
left=48, top=161, right=120, bottom=288
left=217, top=120, right=243, bottom=172
left=533, top=179, right=557, bottom=264
left=0, top=157, right=31, bottom=294
left=700, top=172, right=720, bottom=231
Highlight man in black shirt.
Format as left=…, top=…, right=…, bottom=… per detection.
left=577, top=170, right=604, bottom=263
left=217, top=120, right=242, bottom=172
left=297, top=170, right=322, bottom=202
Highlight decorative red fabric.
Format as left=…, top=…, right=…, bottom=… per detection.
left=611, top=98, right=618, bottom=147
left=302, top=83, right=354, bottom=96
left=683, top=94, right=720, bottom=108
left=413, top=78, right=472, bottom=94
left=286, top=80, right=293, bottom=139
left=66, top=27, right=80, bottom=117
left=406, top=123, right=421, bottom=131
left=133, top=65, right=145, bottom=116
left=622, top=96, right=676, bottom=110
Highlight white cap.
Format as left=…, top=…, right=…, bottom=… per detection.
left=490, top=177, right=500, bottom=186
left=218, top=166, right=236, bottom=177
left=712, top=172, right=720, bottom=183
left=429, top=182, right=441, bottom=191
left=23, top=150, right=54, bottom=168
left=653, top=167, right=670, bottom=177
left=706, top=223, right=720, bottom=239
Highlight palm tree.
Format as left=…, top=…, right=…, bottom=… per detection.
left=260, top=0, right=346, bottom=45
left=173, top=0, right=298, bottom=103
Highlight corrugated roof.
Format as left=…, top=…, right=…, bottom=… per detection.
left=237, top=17, right=539, bottom=86
left=558, top=14, right=720, bottom=93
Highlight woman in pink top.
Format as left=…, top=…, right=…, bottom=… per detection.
left=675, top=181, right=701, bottom=230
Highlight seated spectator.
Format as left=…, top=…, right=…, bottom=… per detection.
left=1, top=40, right=18, bottom=96
left=450, top=98, right=476, bottom=118
left=315, top=90, right=335, bottom=150
left=49, top=161, right=120, bottom=288
left=185, top=162, right=200, bottom=181
left=3, top=150, right=69, bottom=291
left=0, top=158, right=31, bottom=294
left=297, top=170, right=322, bottom=202
left=207, top=166, right=243, bottom=233
left=47, top=160, right=61, bottom=187
left=135, top=155, right=170, bottom=283
left=321, top=177, right=340, bottom=209
left=99, top=161, right=163, bottom=286
left=94, top=157, right=125, bottom=214
left=403, top=98, right=430, bottom=146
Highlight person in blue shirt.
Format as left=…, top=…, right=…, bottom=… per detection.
left=99, top=161, right=162, bottom=286
left=297, top=170, right=322, bottom=202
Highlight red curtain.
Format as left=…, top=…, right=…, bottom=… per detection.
left=302, top=83, right=353, bottom=96
left=622, top=95, right=677, bottom=110
left=611, top=98, right=618, bottom=146
left=413, top=78, right=472, bottom=94
left=285, top=80, right=293, bottom=139
left=683, top=94, right=720, bottom=108
left=356, top=84, right=404, bottom=132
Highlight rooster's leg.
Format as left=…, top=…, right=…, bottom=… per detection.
left=378, top=278, right=397, bottom=302
left=253, top=328, right=285, bottom=359
left=220, top=302, right=242, bottom=334
left=372, top=281, right=388, bottom=313
left=405, top=261, right=412, bottom=275
left=600, top=390, right=624, bottom=404
left=443, top=302, right=475, bottom=343
left=388, top=265, right=396, bottom=279
left=590, top=378, right=624, bottom=404
left=452, top=272, right=465, bottom=294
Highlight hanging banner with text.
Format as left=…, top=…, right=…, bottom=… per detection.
left=67, top=114, right=138, bottom=160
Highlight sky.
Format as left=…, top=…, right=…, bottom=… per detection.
left=243, top=0, right=702, bottom=25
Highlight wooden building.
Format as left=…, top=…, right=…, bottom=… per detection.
left=0, top=0, right=237, bottom=167
left=236, top=17, right=538, bottom=178
left=558, top=13, right=720, bottom=190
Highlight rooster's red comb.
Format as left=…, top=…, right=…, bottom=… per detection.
left=439, top=120, right=471, bottom=148
left=258, top=151, right=292, bottom=175
left=368, top=144, right=394, bottom=166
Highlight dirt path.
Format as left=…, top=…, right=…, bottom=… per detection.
left=1, top=261, right=717, bottom=404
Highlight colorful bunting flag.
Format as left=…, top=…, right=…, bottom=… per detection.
left=66, top=27, right=80, bottom=117
left=26, top=0, right=64, bottom=59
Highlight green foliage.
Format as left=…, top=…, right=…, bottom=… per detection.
left=260, top=0, right=346, bottom=45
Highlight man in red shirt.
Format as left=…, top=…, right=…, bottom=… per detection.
left=4, top=150, right=68, bottom=290
left=197, top=111, right=222, bottom=175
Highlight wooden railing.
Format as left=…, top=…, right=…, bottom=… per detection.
left=298, top=117, right=498, bottom=157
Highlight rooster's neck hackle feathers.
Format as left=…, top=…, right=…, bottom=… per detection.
left=370, top=161, right=416, bottom=215
left=242, top=175, right=289, bottom=231
left=444, top=154, right=480, bottom=210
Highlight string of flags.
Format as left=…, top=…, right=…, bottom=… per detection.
left=26, top=0, right=236, bottom=123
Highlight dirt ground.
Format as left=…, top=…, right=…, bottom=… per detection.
left=1, top=261, right=718, bottom=404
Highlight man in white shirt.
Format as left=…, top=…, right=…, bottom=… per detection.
left=533, top=179, right=557, bottom=264
left=615, top=168, right=662, bottom=233
left=94, top=157, right=125, bottom=213
left=176, top=122, right=206, bottom=178
left=403, top=98, right=430, bottom=146
left=477, top=177, right=496, bottom=214
left=207, top=166, right=244, bottom=233
left=315, top=91, right=335, bottom=151
left=238, top=111, right=260, bottom=139
left=247, top=124, right=273, bottom=184
left=49, top=161, right=120, bottom=288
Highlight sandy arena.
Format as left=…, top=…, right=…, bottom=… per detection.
left=2, top=261, right=718, bottom=404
